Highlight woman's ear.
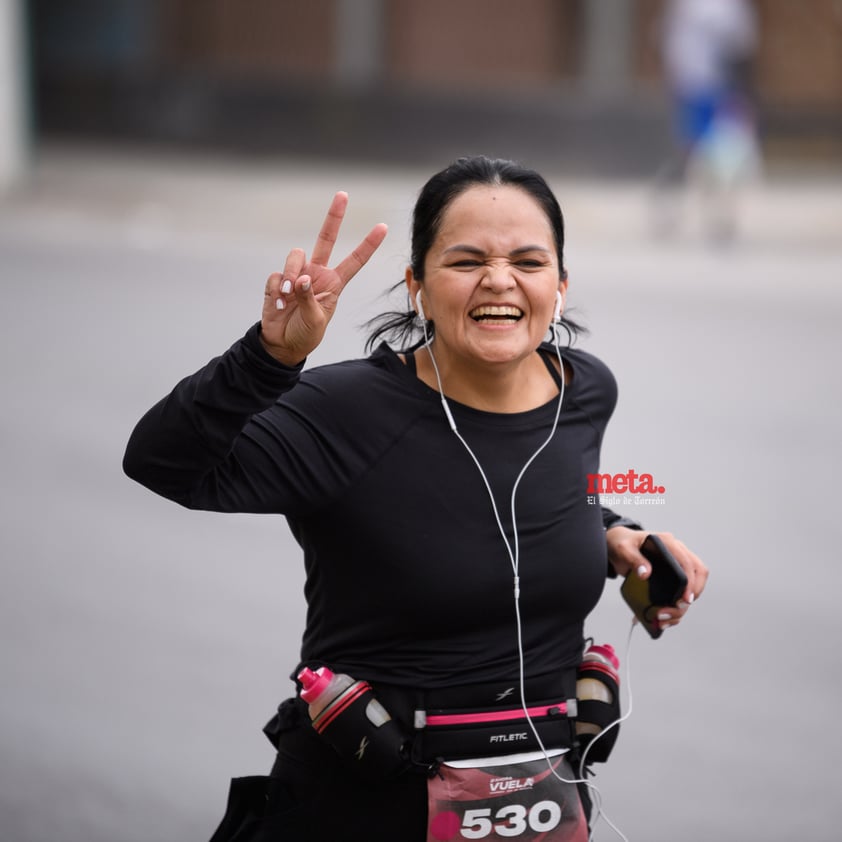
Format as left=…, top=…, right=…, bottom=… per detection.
left=558, top=275, right=569, bottom=311
left=406, top=268, right=424, bottom=319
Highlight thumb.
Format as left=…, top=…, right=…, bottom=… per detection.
left=288, top=274, right=330, bottom=347
left=292, top=275, right=324, bottom=322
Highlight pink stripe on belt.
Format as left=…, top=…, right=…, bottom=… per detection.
left=426, top=702, right=567, bottom=727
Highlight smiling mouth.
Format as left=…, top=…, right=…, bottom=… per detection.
left=469, top=305, right=524, bottom=324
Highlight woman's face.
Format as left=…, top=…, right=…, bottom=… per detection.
left=407, top=184, right=566, bottom=370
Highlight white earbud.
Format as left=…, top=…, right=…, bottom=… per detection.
left=553, top=290, right=563, bottom=323
left=415, top=290, right=426, bottom=322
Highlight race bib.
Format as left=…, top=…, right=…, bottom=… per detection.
left=426, top=751, right=588, bottom=842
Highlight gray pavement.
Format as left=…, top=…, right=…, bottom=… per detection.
left=1, top=143, right=841, bottom=841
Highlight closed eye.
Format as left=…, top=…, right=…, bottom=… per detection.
left=448, top=259, right=548, bottom=269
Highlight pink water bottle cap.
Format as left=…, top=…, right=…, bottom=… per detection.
left=298, top=666, right=333, bottom=702
left=589, top=644, right=619, bottom=670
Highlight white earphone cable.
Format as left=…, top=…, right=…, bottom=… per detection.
left=420, top=314, right=630, bottom=841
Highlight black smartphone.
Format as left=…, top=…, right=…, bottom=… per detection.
left=620, top=534, right=688, bottom=639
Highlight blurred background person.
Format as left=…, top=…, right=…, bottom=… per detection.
left=653, top=0, right=762, bottom=242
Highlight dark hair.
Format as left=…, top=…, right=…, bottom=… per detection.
left=364, top=155, right=583, bottom=352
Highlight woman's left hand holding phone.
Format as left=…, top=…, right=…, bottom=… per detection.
left=606, top=527, right=709, bottom=630
left=260, top=192, right=388, bottom=366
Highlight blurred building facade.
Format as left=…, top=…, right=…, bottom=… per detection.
left=28, top=0, right=842, bottom=173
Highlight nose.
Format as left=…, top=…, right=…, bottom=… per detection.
left=480, top=261, right=516, bottom=292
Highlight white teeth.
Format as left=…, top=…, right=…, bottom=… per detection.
left=470, top=305, right=523, bottom=319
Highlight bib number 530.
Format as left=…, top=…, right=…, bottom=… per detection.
left=461, top=801, right=562, bottom=838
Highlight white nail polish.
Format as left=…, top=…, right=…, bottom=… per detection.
left=275, top=298, right=284, bottom=310
left=657, top=612, right=672, bottom=621
left=637, top=565, right=647, bottom=577
left=281, top=280, right=292, bottom=294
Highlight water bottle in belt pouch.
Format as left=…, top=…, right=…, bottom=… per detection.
left=574, top=642, right=621, bottom=763
left=297, top=666, right=409, bottom=778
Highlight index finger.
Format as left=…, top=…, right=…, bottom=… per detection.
left=310, top=191, right=349, bottom=267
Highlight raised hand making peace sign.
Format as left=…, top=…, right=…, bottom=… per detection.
left=260, top=192, right=388, bottom=366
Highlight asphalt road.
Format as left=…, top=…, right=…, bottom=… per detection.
left=1, top=144, right=841, bottom=842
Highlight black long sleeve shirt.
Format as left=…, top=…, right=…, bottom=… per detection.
left=124, top=325, right=638, bottom=689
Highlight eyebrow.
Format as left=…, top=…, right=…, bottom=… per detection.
left=442, top=244, right=552, bottom=256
